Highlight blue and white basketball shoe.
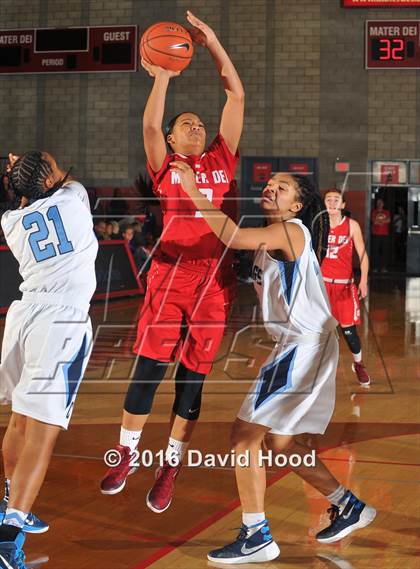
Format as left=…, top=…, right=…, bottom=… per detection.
left=316, top=491, right=376, bottom=543
left=0, top=531, right=26, bottom=569
left=207, top=520, right=280, bottom=564
left=0, top=501, right=49, bottom=535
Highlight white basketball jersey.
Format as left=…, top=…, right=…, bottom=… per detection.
left=1, top=181, right=98, bottom=307
left=251, top=219, right=337, bottom=340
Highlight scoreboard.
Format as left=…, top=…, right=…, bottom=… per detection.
left=0, top=25, right=138, bottom=74
left=366, top=20, right=420, bottom=69
left=344, top=0, right=420, bottom=6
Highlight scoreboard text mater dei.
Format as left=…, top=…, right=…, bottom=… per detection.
left=366, top=20, right=420, bottom=69
left=0, top=25, right=138, bottom=73
left=0, top=20, right=419, bottom=74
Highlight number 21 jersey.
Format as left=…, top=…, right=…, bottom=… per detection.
left=1, top=181, right=98, bottom=305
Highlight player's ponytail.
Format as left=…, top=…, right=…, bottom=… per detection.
left=292, top=174, right=329, bottom=263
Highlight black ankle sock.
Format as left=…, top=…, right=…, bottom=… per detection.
left=0, top=524, right=21, bottom=542
left=4, top=479, right=9, bottom=502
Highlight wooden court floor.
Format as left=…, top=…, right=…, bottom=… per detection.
left=0, top=276, right=419, bottom=568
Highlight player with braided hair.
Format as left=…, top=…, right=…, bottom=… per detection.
left=0, top=151, right=97, bottom=568
left=292, top=174, right=329, bottom=261
left=171, top=166, right=376, bottom=564
left=7, top=151, right=70, bottom=204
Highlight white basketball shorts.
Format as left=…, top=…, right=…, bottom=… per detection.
left=0, top=300, right=92, bottom=429
left=237, top=332, right=338, bottom=435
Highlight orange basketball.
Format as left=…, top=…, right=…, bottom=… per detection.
left=140, top=22, right=193, bottom=72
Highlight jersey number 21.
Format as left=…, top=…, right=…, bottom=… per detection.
left=22, top=206, right=74, bottom=262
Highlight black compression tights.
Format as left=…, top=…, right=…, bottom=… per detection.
left=124, top=357, right=205, bottom=420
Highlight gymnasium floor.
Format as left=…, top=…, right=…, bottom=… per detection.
left=0, top=276, right=419, bottom=569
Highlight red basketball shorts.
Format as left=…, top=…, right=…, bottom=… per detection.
left=324, top=282, right=360, bottom=326
left=133, top=260, right=236, bottom=374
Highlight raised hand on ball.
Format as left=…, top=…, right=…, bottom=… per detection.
left=186, top=10, right=217, bottom=48
left=140, top=58, right=180, bottom=79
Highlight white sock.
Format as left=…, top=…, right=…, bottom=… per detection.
left=242, top=512, right=266, bottom=527
left=353, top=351, right=362, bottom=363
left=120, top=427, right=142, bottom=452
left=165, top=438, right=188, bottom=464
left=326, top=484, right=347, bottom=506
left=3, top=507, right=28, bottom=528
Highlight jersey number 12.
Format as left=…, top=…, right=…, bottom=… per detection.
left=22, top=206, right=74, bottom=262
left=326, top=246, right=338, bottom=260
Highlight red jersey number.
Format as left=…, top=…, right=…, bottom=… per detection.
left=195, top=188, right=214, bottom=218
left=326, top=245, right=339, bottom=260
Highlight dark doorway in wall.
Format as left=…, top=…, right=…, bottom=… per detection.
left=370, top=186, right=408, bottom=273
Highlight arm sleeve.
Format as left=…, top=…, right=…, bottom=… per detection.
left=207, top=133, right=240, bottom=179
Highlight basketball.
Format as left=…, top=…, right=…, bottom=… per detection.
left=140, top=22, right=193, bottom=72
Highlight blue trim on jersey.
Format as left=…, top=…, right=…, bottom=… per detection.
left=278, top=258, right=300, bottom=305
left=63, top=334, right=87, bottom=410
left=254, top=346, right=297, bottom=410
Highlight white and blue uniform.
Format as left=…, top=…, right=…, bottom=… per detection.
left=237, top=219, right=339, bottom=435
left=0, top=181, right=98, bottom=428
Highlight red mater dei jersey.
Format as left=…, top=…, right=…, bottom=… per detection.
left=147, top=134, right=238, bottom=264
left=321, top=216, right=354, bottom=281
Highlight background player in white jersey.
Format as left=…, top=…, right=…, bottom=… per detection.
left=322, top=189, right=371, bottom=387
left=0, top=152, right=97, bottom=569
left=171, top=164, right=376, bottom=564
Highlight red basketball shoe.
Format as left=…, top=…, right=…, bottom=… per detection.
left=352, top=362, right=371, bottom=388
left=146, top=461, right=182, bottom=513
left=100, top=444, right=138, bottom=495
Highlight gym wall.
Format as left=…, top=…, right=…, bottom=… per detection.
left=0, top=0, right=419, bottom=191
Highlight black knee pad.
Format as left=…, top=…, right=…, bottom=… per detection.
left=124, top=356, right=168, bottom=415
left=172, top=364, right=206, bottom=421
left=341, top=325, right=361, bottom=354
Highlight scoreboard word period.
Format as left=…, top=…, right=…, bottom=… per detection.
left=0, top=25, right=138, bottom=74
left=366, top=20, right=420, bottom=69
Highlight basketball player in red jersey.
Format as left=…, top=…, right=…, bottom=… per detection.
left=100, top=11, right=244, bottom=512
left=322, top=189, right=371, bottom=387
